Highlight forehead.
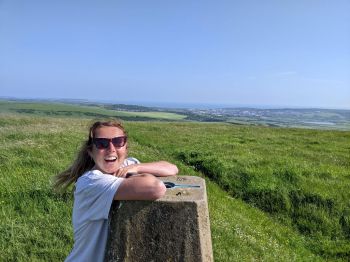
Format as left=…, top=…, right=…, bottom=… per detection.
left=94, top=126, right=125, bottom=138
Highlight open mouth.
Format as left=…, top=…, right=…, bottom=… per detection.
left=104, top=156, right=117, bottom=163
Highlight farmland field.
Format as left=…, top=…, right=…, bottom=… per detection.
left=2, top=99, right=349, bottom=130
left=0, top=100, right=186, bottom=121
left=0, top=105, right=350, bottom=261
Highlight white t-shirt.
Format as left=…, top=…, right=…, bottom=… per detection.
left=65, top=157, right=140, bottom=262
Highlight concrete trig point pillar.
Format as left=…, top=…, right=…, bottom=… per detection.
left=105, top=176, right=213, bottom=262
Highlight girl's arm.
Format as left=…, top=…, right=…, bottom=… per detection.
left=113, top=161, right=178, bottom=201
left=115, top=161, right=178, bottom=178
left=114, top=174, right=167, bottom=200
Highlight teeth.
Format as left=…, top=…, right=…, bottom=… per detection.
left=105, top=156, right=117, bottom=161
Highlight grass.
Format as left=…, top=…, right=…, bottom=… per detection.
left=127, top=122, right=350, bottom=259
left=116, top=111, right=186, bottom=120
left=0, top=100, right=186, bottom=121
left=0, top=114, right=349, bottom=261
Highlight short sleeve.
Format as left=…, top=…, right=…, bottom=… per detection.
left=74, top=171, right=124, bottom=221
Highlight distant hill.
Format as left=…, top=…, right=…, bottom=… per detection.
left=1, top=98, right=349, bottom=130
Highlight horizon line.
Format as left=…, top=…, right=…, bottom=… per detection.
left=1, top=96, right=349, bottom=111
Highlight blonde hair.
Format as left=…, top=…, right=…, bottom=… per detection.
left=53, top=120, right=126, bottom=191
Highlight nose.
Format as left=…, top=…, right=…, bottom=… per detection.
left=107, top=141, right=116, bottom=151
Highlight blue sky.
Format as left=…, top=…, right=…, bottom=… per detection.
left=1, top=0, right=349, bottom=109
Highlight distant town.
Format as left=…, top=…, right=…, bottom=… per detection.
left=1, top=97, right=350, bottom=131
left=89, top=100, right=350, bottom=131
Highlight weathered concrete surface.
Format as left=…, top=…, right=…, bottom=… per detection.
left=105, top=176, right=213, bottom=262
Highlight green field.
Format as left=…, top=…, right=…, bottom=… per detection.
left=1, top=107, right=349, bottom=260
left=0, top=100, right=186, bottom=121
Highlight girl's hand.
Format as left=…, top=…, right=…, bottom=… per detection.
left=114, top=164, right=139, bottom=178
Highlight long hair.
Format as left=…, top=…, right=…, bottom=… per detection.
left=53, top=120, right=126, bottom=191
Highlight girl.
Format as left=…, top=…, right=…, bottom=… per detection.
left=54, top=120, right=178, bottom=262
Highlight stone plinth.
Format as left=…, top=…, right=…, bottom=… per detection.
left=105, top=176, right=213, bottom=262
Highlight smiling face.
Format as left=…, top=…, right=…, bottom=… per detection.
left=88, top=126, right=128, bottom=174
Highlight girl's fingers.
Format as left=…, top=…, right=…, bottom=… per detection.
left=115, top=165, right=139, bottom=178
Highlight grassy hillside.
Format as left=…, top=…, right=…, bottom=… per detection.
left=0, top=100, right=186, bottom=121
left=1, top=114, right=349, bottom=261
left=128, top=122, right=350, bottom=259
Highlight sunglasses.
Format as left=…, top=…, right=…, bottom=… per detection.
left=92, top=136, right=127, bottom=149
